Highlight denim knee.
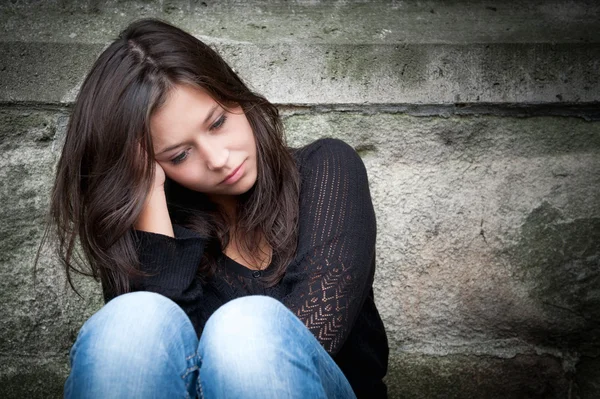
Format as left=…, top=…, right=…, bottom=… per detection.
left=199, top=295, right=309, bottom=369
left=196, top=295, right=334, bottom=399
left=65, top=291, right=200, bottom=398
left=69, top=291, right=196, bottom=376
left=203, top=295, right=290, bottom=338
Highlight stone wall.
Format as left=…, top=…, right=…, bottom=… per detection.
left=1, top=1, right=599, bottom=398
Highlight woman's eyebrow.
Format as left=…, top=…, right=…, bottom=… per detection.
left=202, top=104, right=219, bottom=126
left=156, top=142, right=184, bottom=156
left=155, top=104, right=219, bottom=155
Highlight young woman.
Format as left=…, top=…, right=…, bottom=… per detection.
left=50, top=18, right=389, bottom=398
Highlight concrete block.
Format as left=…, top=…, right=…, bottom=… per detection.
left=0, top=109, right=103, bottom=359
left=576, top=356, right=600, bottom=398
left=2, top=107, right=600, bottom=397
left=1, top=0, right=599, bottom=396
left=1, top=41, right=599, bottom=105
left=385, top=353, right=569, bottom=399
left=1, top=0, right=599, bottom=44
left=0, top=354, right=67, bottom=399
left=1, top=0, right=599, bottom=105
left=283, top=111, right=600, bottom=359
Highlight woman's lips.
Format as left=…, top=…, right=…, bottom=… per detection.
left=221, top=161, right=245, bottom=185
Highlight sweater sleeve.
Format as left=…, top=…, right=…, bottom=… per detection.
left=282, top=138, right=377, bottom=356
left=128, top=224, right=206, bottom=304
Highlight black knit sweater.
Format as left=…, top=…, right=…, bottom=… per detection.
left=103, top=138, right=389, bottom=398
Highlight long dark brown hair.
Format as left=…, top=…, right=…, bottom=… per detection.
left=41, top=18, right=300, bottom=301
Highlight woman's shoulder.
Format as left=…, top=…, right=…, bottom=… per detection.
left=291, top=138, right=363, bottom=172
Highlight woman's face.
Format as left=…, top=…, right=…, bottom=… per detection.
left=149, top=84, right=258, bottom=204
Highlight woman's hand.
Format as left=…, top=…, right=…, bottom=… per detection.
left=153, top=160, right=166, bottom=191
left=134, top=160, right=175, bottom=237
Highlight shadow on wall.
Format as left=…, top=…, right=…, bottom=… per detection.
left=504, top=201, right=600, bottom=355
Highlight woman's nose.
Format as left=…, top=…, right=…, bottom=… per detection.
left=198, top=141, right=229, bottom=170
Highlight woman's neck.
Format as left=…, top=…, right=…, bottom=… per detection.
left=210, top=195, right=272, bottom=270
left=225, top=227, right=273, bottom=271
left=210, top=194, right=237, bottom=223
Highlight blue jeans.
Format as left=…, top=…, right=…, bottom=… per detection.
left=64, top=291, right=357, bottom=398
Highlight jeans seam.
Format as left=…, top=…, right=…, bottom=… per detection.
left=181, top=365, right=199, bottom=379
left=196, top=352, right=205, bottom=399
left=181, top=352, right=200, bottom=398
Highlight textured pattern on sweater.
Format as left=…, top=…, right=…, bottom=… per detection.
left=278, top=140, right=377, bottom=355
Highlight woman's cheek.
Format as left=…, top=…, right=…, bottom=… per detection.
left=181, top=165, right=201, bottom=185
left=162, top=166, right=183, bottom=186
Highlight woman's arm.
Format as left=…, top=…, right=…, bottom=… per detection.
left=134, top=161, right=174, bottom=237
left=134, top=188, right=175, bottom=237
left=281, top=138, right=377, bottom=356
left=127, top=162, right=206, bottom=302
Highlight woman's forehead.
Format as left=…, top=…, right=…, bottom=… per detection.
left=150, top=85, right=218, bottom=138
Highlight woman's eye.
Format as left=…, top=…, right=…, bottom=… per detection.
left=171, top=150, right=189, bottom=165
left=210, top=115, right=227, bottom=131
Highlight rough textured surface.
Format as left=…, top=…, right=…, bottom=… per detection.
left=2, top=109, right=599, bottom=397
left=1, top=0, right=599, bottom=44
left=2, top=41, right=599, bottom=105
left=283, top=112, right=600, bottom=360
left=0, top=354, right=67, bottom=399
left=0, top=110, right=104, bottom=356
left=2, top=1, right=600, bottom=105
left=1, top=1, right=599, bottom=398
left=385, top=353, right=571, bottom=399
left=576, top=357, right=600, bottom=398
